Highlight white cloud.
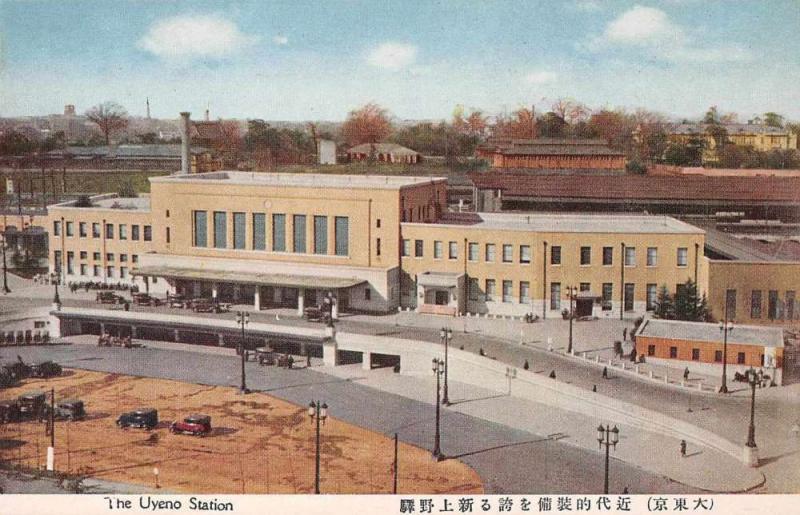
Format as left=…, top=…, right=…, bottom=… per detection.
left=138, top=14, right=258, bottom=60
left=526, top=70, right=558, bottom=84
left=604, top=5, right=683, bottom=45
left=273, top=35, right=289, bottom=46
left=366, top=42, right=418, bottom=70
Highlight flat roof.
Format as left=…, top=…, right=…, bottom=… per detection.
left=404, top=212, right=703, bottom=234
left=636, top=319, right=784, bottom=348
left=151, top=171, right=446, bottom=190
left=134, top=265, right=365, bottom=289
left=49, top=195, right=151, bottom=212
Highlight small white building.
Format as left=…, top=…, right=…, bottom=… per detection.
left=317, top=139, right=336, bottom=165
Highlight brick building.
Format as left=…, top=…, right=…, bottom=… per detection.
left=476, top=138, right=625, bottom=171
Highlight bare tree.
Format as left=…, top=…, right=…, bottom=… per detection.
left=550, top=98, right=590, bottom=124
left=85, top=101, right=129, bottom=145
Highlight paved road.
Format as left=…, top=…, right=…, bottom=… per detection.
left=0, top=344, right=697, bottom=494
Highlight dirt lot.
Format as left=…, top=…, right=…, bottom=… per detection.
left=0, top=369, right=482, bottom=494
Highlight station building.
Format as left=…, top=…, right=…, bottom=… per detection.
left=46, top=171, right=713, bottom=321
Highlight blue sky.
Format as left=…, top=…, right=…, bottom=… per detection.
left=1, top=0, right=799, bottom=121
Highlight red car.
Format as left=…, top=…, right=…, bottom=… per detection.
left=170, top=414, right=212, bottom=436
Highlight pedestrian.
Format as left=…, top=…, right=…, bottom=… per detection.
left=549, top=370, right=556, bottom=379
left=592, top=384, right=597, bottom=393
left=622, top=327, right=628, bottom=341
left=683, top=367, right=690, bottom=381
left=623, top=486, right=629, bottom=494
left=479, top=348, right=485, bottom=357
left=288, top=356, right=294, bottom=369
left=630, top=345, right=637, bottom=362
left=523, top=359, right=529, bottom=370
left=680, top=439, right=687, bottom=457
left=602, top=366, right=608, bottom=379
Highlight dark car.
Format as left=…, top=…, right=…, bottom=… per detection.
left=170, top=414, right=212, bottom=436
left=17, top=391, right=48, bottom=420
left=54, top=399, right=86, bottom=421
left=30, top=361, right=63, bottom=379
left=0, top=400, right=21, bottom=424
left=192, top=299, right=221, bottom=313
left=132, top=293, right=161, bottom=306
left=3, top=359, right=32, bottom=381
left=97, top=291, right=125, bottom=304
left=116, top=408, right=158, bottom=430
left=0, top=369, right=17, bottom=389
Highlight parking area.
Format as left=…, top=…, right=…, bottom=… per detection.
left=0, top=369, right=482, bottom=494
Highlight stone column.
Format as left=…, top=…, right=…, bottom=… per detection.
left=130, top=326, right=137, bottom=338
left=193, top=281, right=201, bottom=298
left=297, top=289, right=305, bottom=316
left=362, top=352, right=372, bottom=371
left=211, top=282, right=218, bottom=299
left=233, top=284, right=241, bottom=302
left=254, top=287, right=261, bottom=311
left=174, top=329, right=180, bottom=342
left=323, top=339, right=339, bottom=366
left=331, top=295, right=339, bottom=320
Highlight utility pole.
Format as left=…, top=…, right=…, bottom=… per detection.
left=236, top=311, right=249, bottom=394
left=393, top=432, right=399, bottom=494
left=308, top=401, right=328, bottom=494
left=47, top=388, right=55, bottom=471
left=1, top=225, right=10, bottom=294
left=432, top=358, right=445, bottom=461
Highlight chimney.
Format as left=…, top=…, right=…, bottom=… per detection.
left=146, top=97, right=151, bottom=119
left=204, top=102, right=210, bottom=121
left=179, top=112, right=191, bottom=174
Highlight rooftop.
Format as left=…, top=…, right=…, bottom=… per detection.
left=479, top=137, right=624, bottom=157
left=347, top=143, right=420, bottom=155
left=636, top=319, right=784, bottom=349
left=47, top=144, right=210, bottom=159
left=51, top=194, right=151, bottom=211
left=405, top=212, right=703, bottom=234
left=670, top=123, right=793, bottom=136
left=151, top=171, right=446, bottom=190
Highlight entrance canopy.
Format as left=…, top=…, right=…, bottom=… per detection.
left=133, top=265, right=366, bottom=290
left=417, top=271, right=464, bottom=288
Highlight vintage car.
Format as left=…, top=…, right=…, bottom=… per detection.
left=116, top=408, right=158, bottom=430
left=29, top=361, right=63, bottom=378
left=17, top=391, right=48, bottom=420
left=96, top=291, right=125, bottom=305
left=2, top=359, right=32, bottom=381
left=132, top=293, right=161, bottom=306
left=0, top=369, right=17, bottom=389
left=54, top=399, right=86, bottom=421
left=166, top=294, right=186, bottom=308
left=191, top=299, right=222, bottom=313
left=255, top=348, right=277, bottom=366
left=0, top=400, right=21, bottom=424
left=170, top=414, right=212, bottom=436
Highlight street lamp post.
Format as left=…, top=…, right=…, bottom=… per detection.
left=51, top=271, right=60, bottom=305
left=236, top=311, right=249, bottom=394
left=1, top=233, right=10, bottom=294
left=431, top=358, right=445, bottom=461
left=597, top=424, right=619, bottom=494
left=567, top=286, right=577, bottom=354
left=308, top=400, right=328, bottom=494
left=718, top=305, right=734, bottom=394
left=440, top=328, right=453, bottom=405
left=744, top=368, right=760, bottom=464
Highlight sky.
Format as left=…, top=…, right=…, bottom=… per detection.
left=1, top=0, right=799, bottom=122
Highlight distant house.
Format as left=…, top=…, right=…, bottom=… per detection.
left=41, top=144, right=221, bottom=172
left=476, top=138, right=625, bottom=171
left=317, top=139, right=337, bottom=165
left=347, top=143, right=421, bottom=164
left=668, top=123, right=798, bottom=163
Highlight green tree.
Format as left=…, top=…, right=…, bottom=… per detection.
left=674, top=279, right=712, bottom=322
left=763, top=112, right=784, bottom=128
left=663, top=139, right=703, bottom=166
left=118, top=180, right=138, bottom=198
left=652, top=285, right=675, bottom=320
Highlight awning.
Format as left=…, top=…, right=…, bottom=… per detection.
left=133, top=265, right=366, bottom=290
left=576, top=291, right=601, bottom=300
left=417, top=271, right=463, bottom=288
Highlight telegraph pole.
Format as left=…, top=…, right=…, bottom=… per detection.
left=47, top=388, right=55, bottom=471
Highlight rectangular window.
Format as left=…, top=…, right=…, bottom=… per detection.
left=502, top=280, right=513, bottom=303
left=520, top=281, right=530, bottom=303
left=624, top=283, right=635, bottom=311
left=376, top=238, right=381, bottom=256
left=193, top=211, right=207, bottom=247
left=448, top=241, right=458, bottom=259
left=577, top=282, right=589, bottom=292
left=143, top=225, right=152, bottom=241
left=313, top=216, right=328, bottom=254
left=669, top=346, right=678, bottom=359
left=520, top=245, right=531, bottom=264
left=401, top=239, right=410, bottom=257
left=66, top=251, right=74, bottom=274
left=602, top=283, right=613, bottom=310
left=66, top=222, right=74, bottom=237
left=677, top=247, right=688, bottom=267
left=166, top=227, right=170, bottom=244
left=648, top=345, right=656, bottom=357
left=120, top=267, right=128, bottom=279
left=468, top=242, right=479, bottom=262
left=601, top=246, right=614, bottom=266
left=714, top=350, right=723, bottom=363
left=93, top=252, right=100, bottom=261
left=692, top=348, right=700, bottom=361
left=737, top=352, right=746, bottom=365
left=253, top=213, right=266, bottom=251
left=646, top=284, right=657, bottom=311
left=106, top=253, right=114, bottom=262
left=93, top=265, right=100, bottom=277
left=376, top=219, right=381, bottom=228
left=485, top=279, right=496, bottom=302
left=213, top=212, right=226, bottom=248
left=92, top=223, right=100, bottom=238
left=335, top=216, right=349, bottom=256
left=787, top=291, right=796, bottom=320
left=233, top=212, right=246, bottom=250
left=106, top=266, right=114, bottom=278
left=726, top=289, right=737, bottom=319
left=469, top=278, right=479, bottom=301
left=485, top=244, right=496, bottom=262
left=624, top=246, right=636, bottom=267
left=647, top=247, right=658, bottom=267
left=119, top=224, right=127, bottom=240
left=105, top=223, right=113, bottom=239
left=131, top=225, right=139, bottom=241
left=751, top=290, right=762, bottom=319
left=132, top=255, right=138, bottom=263
left=272, top=214, right=286, bottom=252
left=502, top=244, right=513, bottom=263
left=551, top=246, right=561, bottom=265
left=119, top=254, right=127, bottom=262
left=550, top=283, right=561, bottom=310
left=79, top=222, right=87, bottom=238
left=434, top=241, right=443, bottom=259
left=79, top=251, right=87, bottom=260
left=580, top=246, right=591, bottom=265
left=415, top=239, right=424, bottom=258
left=293, top=215, right=307, bottom=253
left=53, top=250, right=62, bottom=272
left=768, top=290, right=779, bottom=320
left=364, top=288, right=371, bottom=301
left=53, top=221, right=61, bottom=236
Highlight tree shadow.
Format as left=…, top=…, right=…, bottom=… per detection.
left=447, top=438, right=552, bottom=460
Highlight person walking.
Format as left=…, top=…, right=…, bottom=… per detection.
left=683, top=367, right=690, bottom=381
left=602, top=366, right=608, bottom=379
left=680, top=439, right=687, bottom=457
left=622, top=327, right=628, bottom=341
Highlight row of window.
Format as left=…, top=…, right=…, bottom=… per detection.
left=648, top=344, right=758, bottom=365
left=53, top=221, right=152, bottom=242
left=726, top=288, right=797, bottom=320
left=402, top=240, right=689, bottom=267
left=56, top=250, right=139, bottom=275
left=193, top=211, right=349, bottom=256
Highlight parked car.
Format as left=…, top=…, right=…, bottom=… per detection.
left=116, top=408, right=158, bottom=430
left=167, top=295, right=186, bottom=308
left=3, top=359, right=32, bottom=381
left=0, top=400, right=21, bottom=424
left=192, top=299, right=221, bottom=313
left=256, top=348, right=276, bottom=366
left=170, top=414, right=212, bottom=436
left=54, top=399, right=86, bottom=421
left=132, top=293, right=161, bottom=306
left=30, top=361, right=62, bottom=378
left=0, top=369, right=17, bottom=389
left=17, top=391, right=48, bottom=420
left=96, top=292, right=125, bottom=305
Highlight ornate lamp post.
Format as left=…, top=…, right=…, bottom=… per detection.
left=440, top=328, right=453, bottom=405
left=567, top=286, right=578, bottom=354
left=597, top=424, right=619, bottom=494
left=743, top=368, right=760, bottom=466
left=718, top=308, right=734, bottom=393
left=51, top=270, right=60, bottom=305
left=235, top=311, right=250, bottom=394
left=308, top=400, right=328, bottom=494
left=431, top=358, right=445, bottom=461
